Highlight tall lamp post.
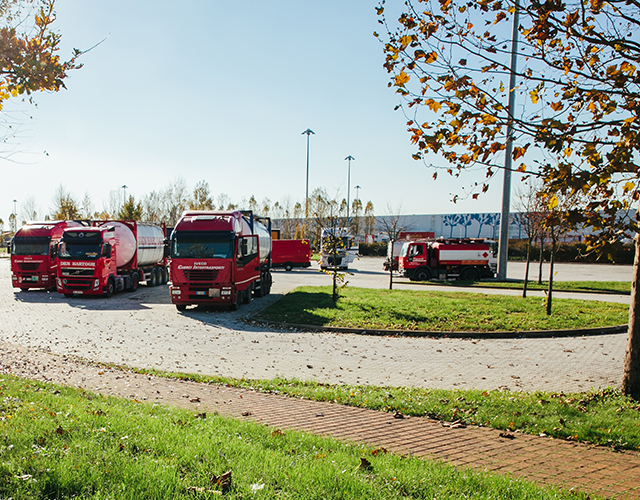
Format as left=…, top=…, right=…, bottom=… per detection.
left=301, top=129, right=314, bottom=219
left=344, top=155, right=355, bottom=226
left=497, top=0, right=520, bottom=281
left=121, top=185, right=128, bottom=208
left=12, top=199, right=16, bottom=233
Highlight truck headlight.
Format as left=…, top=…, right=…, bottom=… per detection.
left=171, top=288, right=181, bottom=295
left=94, top=279, right=100, bottom=288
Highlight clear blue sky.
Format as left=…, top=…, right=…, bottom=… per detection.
left=0, top=0, right=509, bottom=224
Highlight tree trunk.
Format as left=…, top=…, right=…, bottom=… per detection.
left=546, top=228, right=555, bottom=316
left=389, top=239, right=394, bottom=290
left=622, top=234, right=640, bottom=399
left=538, top=233, right=544, bottom=285
left=523, top=235, right=532, bottom=298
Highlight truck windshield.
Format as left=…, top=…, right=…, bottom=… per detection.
left=59, top=232, right=102, bottom=260
left=11, top=236, right=51, bottom=256
left=171, top=231, right=234, bottom=259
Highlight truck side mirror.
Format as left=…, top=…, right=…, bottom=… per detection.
left=241, top=240, right=248, bottom=256
left=50, top=243, right=57, bottom=260
left=102, top=243, right=111, bottom=258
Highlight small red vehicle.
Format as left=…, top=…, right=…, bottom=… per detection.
left=11, top=221, right=82, bottom=291
left=271, top=239, right=311, bottom=271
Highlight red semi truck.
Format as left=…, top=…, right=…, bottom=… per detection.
left=56, top=221, right=168, bottom=297
left=271, top=239, right=311, bottom=271
left=169, top=210, right=272, bottom=311
left=399, top=238, right=497, bottom=281
left=11, top=221, right=82, bottom=291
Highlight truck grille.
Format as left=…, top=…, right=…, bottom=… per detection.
left=18, top=263, right=40, bottom=271
left=183, top=269, right=219, bottom=282
left=62, top=277, right=93, bottom=290
left=61, top=268, right=95, bottom=277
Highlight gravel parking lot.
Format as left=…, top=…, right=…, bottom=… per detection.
left=0, top=257, right=631, bottom=392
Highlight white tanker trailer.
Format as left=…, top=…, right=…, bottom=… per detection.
left=56, top=220, right=169, bottom=297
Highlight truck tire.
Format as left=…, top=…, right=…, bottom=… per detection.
left=130, top=273, right=139, bottom=291
left=161, top=268, right=168, bottom=285
left=149, top=268, right=158, bottom=287
left=414, top=268, right=432, bottom=281
left=242, top=284, right=253, bottom=304
left=105, top=278, right=115, bottom=298
left=284, top=262, right=293, bottom=272
left=176, top=304, right=186, bottom=312
left=461, top=267, right=480, bottom=281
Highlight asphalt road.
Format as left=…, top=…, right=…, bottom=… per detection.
left=0, top=256, right=631, bottom=392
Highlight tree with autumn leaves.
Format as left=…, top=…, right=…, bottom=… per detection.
left=376, top=0, right=640, bottom=396
left=0, top=0, right=80, bottom=145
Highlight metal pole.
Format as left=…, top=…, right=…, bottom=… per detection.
left=301, top=129, right=314, bottom=219
left=497, top=0, right=520, bottom=281
left=344, top=155, right=354, bottom=227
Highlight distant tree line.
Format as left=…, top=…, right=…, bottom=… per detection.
left=9, top=179, right=376, bottom=242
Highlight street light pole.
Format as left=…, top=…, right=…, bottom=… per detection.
left=121, top=185, right=128, bottom=208
left=344, top=155, right=355, bottom=227
left=497, top=0, right=520, bottom=281
left=12, top=199, right=16, bottom=233
left=301, top=129, right=314, bottom=219
left=355, top=185, right=361, bottom=201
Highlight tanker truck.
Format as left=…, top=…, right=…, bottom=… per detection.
left=11, top=220, right=84, bottom=291
left=169, top=210, right=272, bottom=311
left=56, top=221, right=169, bottom=297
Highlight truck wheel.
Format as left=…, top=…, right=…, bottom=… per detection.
left=284, top=262, right=293, bottom=272
left=161, top=268, right=168, bottom=285
left=242, top=285, right=253, bottom=304
left=230, top=294, right=239, bottom=311
left=105, top=278, right=115, bottom=298
left=176, top=304, right=186, bottom=312
left=130, top=273, right=139, bottom=291
left=461, top=267, right=480, bottom=281
left=415, top=268, right=432, bottom=281
left=149, top=269, right=158, bottom=287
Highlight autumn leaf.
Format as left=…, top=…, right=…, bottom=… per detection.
left=529, top=88, right=539, bottom=104
left=395, top=71, right=410, bottom=85
left=548, top=195, right=559, bottom=209
left=550, top=101, right=564, bottom=111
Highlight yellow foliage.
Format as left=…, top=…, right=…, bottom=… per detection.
left=395, top=71, right=410, bottom=85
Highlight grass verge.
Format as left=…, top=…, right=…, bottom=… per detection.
left=255, top=286, right=628, bottom=332
left=0, top=375, right=584, bottom=499
left=430, top=279, right=631, bottom=294
left=117, top=364, right=640, bottom=452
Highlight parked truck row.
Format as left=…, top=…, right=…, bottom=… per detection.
left=9, top=213, right=498, bottom=312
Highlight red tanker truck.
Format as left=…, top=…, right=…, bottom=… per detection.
left=11, top=220, right=82, bottom=291
left=56, top=221, right=168, bottom=297
left=271, top=239, right=311, bottom=271
left=169, top=210, right=272, bottom=311
left=399, top=238, right=497, bottom=281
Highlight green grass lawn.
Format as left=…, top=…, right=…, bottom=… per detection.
left=0, top=375, right=585, bottom=499
left=437, top=279, right=631, bottom=294
left=256, top=286, right=628, bottom=332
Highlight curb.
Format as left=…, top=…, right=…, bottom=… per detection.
left=249, top=317, right=628, bottom=339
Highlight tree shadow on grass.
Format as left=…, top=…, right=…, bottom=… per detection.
left=257, top=290, right=338, bottom=326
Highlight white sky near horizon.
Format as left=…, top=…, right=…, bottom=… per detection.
left=0, top=0, right=518, bottom=225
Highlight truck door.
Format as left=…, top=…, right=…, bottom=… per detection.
left=235, top=235, right=260, bottom=291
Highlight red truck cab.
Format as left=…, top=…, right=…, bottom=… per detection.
left=11, top=221, right=80, bottom=291
left=169, top=211, right=272, bottom=311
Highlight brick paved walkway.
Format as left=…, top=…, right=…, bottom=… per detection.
left=2, top=343, right=640, bottom=499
